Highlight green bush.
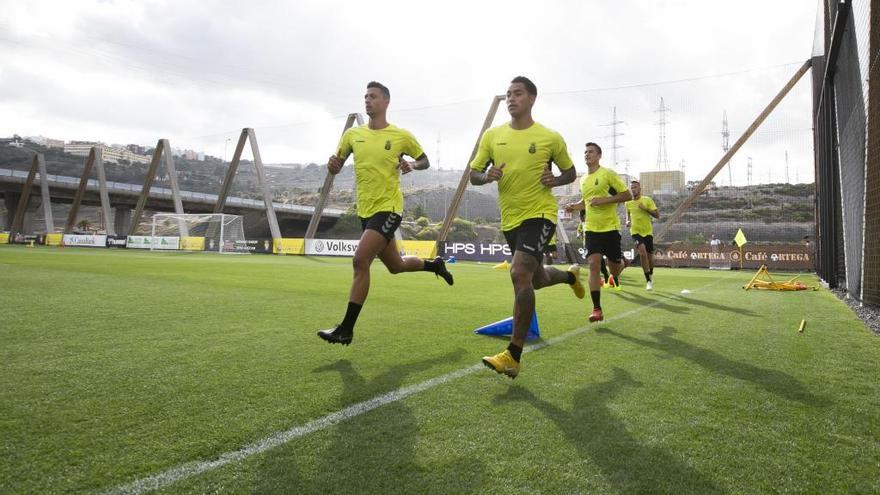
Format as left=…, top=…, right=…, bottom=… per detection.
left=415, top=227, right=439, bottom=240
left=326, top=206, right=362, bottom=239
left=448, top=217, right=478, bottom=242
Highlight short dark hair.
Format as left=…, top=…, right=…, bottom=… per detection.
left=367, top=81, right=390, bottom=99
left=585, top=142, right=602, bottom=155
left=630, top=180, right=640, bottom=184
left=510, top=76, right=537, bottom=96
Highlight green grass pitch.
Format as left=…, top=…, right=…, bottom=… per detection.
left=1, top=246, right=879, bottom=494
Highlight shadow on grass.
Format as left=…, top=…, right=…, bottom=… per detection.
left=609, top=289, right=691, bottom=314
left=596, top=326, right=828, bottom=406
left=652, top=292, right=760, bottom=317
left=252, top=348, right=485, bottom=494
left=494, top=368, right=724, bottom=494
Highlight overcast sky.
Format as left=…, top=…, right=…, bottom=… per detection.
left=0, top=0, right=819, bottom=185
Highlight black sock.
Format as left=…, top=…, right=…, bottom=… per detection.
left=566, top=272, right=576, bottom=284
left=507, top=342, right=523, bottom=362
left=590, top=290, right=601, bottom=310
left=422, top=258, right=440, bottom=273
left=340, top=302, right=362, bottom=331
left=644, top=271, right=652, bottom=282
left=601, top=262, right=610, bottom=280
left=649, top=268, right=654, bottom=276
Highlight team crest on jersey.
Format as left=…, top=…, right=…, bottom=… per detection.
left=528, top=143, right=536, bottom=154
left=384, top=140, right=392, bottom=150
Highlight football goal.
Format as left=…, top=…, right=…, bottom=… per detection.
left=150, top=213, right=249, bottom=254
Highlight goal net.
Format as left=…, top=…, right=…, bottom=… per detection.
left=150, top=213, right=249, bottom=253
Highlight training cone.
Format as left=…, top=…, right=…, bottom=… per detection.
left=493, top=260, right=510, bottom=270
left=474, top=312, right=540, bottom=341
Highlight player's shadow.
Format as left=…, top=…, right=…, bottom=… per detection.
left=652, top=292, right=759, bottom=317
left=609, top=289, right=691, bottom=314
left=493, top=369, right=724, bottom=494
left=252, top=349, right=485, bottom=494
left=596, top=326, right=827, bottom=406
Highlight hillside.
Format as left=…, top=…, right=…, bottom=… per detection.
left=2, top=142, right=815, bottom=243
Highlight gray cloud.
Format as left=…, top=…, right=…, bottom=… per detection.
left=0, top=0, right=818, bottom=183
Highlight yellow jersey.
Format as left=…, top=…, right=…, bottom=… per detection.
left=626, top=195, right=657, bottom=236
left=580, top=166, right=627, bottom=233
left=337, top=124, right=424, bottom=218
left=469, top=122, right=574, bottom=231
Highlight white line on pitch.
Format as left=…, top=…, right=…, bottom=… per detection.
left=103, top=280, right=721, bottom=495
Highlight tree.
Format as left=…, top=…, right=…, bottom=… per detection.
left=415, top=226, right=439, bottom=240
left=410, top=203, right=426, bottom=220
left=325, top=205, right=361, bottom=239
left=447, top=217, right=478, bottom=242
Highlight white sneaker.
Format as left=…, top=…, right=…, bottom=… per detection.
left=646, top=281, right=653, bottom=291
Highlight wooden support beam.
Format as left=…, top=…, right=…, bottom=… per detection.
left=128, top=139, right=188, bottom=236
left=246, top=128, right=281, bottom=242
left=212, top=128, right=283, bottom=244
left=35, top=154, right=54, bottom=233
left=305, top=113, right=364, bottom=239
left=65, top=147, right=97, bottom=233
left=160, top=139, right=188, bottom=237
left=92, top=148, right=114, bottom=235
left=656, top=60, right=812, bottom=241
left=438, top=95, right=505, bottom=242
left=11, top=154, right=40, bottom=234
left=213, top=129, right=248, bottom=214
left=129, top=140, right=165, bottom=236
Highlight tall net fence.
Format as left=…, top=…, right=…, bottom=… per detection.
left=813, top=0, right=878, bottom=305
left=865, top=0, right=880, bottom=306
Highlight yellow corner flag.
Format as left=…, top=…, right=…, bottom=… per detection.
left=734, top=229, right=747, bottom=247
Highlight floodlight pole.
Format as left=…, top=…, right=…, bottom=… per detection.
left=437, top=94, right=505, bottom=242
left=655, top=59, right=811, bottom=241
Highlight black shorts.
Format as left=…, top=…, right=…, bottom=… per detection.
left=585, top=230, right=623, bottom=262
left=360, top=212, right=402, bottom=242
left=632, top=234, right=654, bottom=254
left=543, top=244, right=557, bottom=254
left=503, top=218, right=556, bottom=263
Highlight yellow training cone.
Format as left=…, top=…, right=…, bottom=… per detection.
left=493, top=260, right=510, bottom=270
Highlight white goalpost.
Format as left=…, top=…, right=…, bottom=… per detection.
left=150, top=213, right=249, bottom=254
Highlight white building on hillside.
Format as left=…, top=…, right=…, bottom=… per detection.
left=64, top=141, right=151, bottom=164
